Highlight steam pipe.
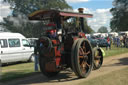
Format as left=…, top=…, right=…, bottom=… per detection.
left=78, top=8, right=86, bottom=33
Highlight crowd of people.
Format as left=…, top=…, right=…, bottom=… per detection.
left=107, top=34, right=128, bottom=50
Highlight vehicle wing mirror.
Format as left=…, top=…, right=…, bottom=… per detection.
left=29, top=44, right=32, bottom=47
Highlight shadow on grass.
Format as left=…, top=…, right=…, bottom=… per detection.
left=4, top=69, right=81, bottom=85
left=0, top=71, right=36, bottom=82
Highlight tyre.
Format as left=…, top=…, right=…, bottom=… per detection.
left=93, top=47, right=103, bottom=70
left=71, top=39, right=79, bottom=76
left=71, top=38, right=93, bottom=78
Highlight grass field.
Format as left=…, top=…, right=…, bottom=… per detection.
left=0, top=62, right=35, bottom=82
left=79, top=67, right=128, bottom=85
left=102, top=45, right=128, bottom=57
left=1, top=46, right=128, bottom=82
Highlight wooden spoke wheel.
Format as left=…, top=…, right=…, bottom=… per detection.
left=71, top=38, right=93, bottom=78
left=93, top=47, right=103, bottom=70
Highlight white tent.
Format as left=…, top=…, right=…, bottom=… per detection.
left=109, top=32, right=118, bottom=37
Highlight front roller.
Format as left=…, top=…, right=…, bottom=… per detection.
left=93, top=47, right=103, bottom=70
left=39, top=56, right=60, bottom=77
left=39, top=37, right=59, bottom=77
left=71, top=38, right=93, bottom=78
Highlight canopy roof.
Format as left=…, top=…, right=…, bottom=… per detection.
left=28, top=10, right=93, bottom=20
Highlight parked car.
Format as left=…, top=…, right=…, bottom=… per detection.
left=97, top=38, right=108, bottom=47
left=27, top=38, right=38, bottom=47
left=88, top=38, right=98, bottom=47
left=0, top=32, right=34, bottom=64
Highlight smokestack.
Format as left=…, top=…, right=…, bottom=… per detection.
left=78, top=8, right=84, bottom=13
left=78, top=8, right=86, bottom=33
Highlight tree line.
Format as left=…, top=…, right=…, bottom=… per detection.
left=0, top=0, right=94, bottom=37
left=110, top=0, right=128, bottom=32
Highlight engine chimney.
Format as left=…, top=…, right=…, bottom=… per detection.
left=78, top=8, right=84, bottom=13
left=78, top=8, right=86, bottom=33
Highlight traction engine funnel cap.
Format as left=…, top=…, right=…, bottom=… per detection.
left=78, top=8, right=84, bottom=13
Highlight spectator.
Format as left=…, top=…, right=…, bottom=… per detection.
left=123, top=35, right=126, bottom=47
left=106, top=36, right=111, bottom=50
left=34, top=40, right=39, bottom=71
left=113, top=36, right=116, bottom=45
left=126, top=34, right=128, bottom=48
left=116, top=36, right=120, bottom=47
left=120, top=36, right=123, bottom=47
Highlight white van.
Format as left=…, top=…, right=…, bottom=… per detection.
left=0, top=32, right=34, bottom=64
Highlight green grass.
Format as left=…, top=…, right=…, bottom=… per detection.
left=79, top=67, right=128, bottom=85
left=0, top=62, right=36, bottom=82
left=102, top=45, right=128, bottom=57
left=1, top=46, right=128, bottom=82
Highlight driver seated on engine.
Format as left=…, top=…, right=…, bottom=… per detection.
left=46, top=23, right=57, bottom=39
left=46, top=23, right=62, bottom=43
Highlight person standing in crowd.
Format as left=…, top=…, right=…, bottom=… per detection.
left=120, top=36, right=123, bottom=47
left=34, top=40, right=39, bottom=71
left=116, top=36, right=120, bottom=47
left=113, top=36, right=116, bottom=45
left=106, top=36, right=111, bottom=50
left=123, top=35, right=126, bottom=47
left=126, top=34, right=128, bottom=48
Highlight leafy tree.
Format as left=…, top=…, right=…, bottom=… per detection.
left=97, top=26, right=108, bottom=33
left=4, top=0, right=72, bottom=16
left=110, top=0, right=128, bottom=31
left=1, top=16, right=45, bottom=37
left=63, top=17, right=94, bottom=33
left=1, top=0, right=72, bottom=37
left=84, top=18, right=94, bottom=33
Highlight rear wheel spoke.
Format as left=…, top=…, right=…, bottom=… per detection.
left=71, top=38, right=93, bottom=78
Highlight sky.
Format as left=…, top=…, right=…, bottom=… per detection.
left=66, top=0, right=114, bottom=32
left=0, top=0, right=114, bottom=32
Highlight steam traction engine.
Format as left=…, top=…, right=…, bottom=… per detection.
left=29, top=8, right=103, bottom=78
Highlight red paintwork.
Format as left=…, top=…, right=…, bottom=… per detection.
left=73, top=32, right=87, bottom=41
left=54, top=47, right=61, bottom=56
left=47, top=29, right=56, bottom=35
left=54, top=47, right=61, bottom=66
left=47, top=23, right=56, bottom=26
left=56, top=57, right=61, bottom=66
left=79, top=32, right=86, bottom=38
left=52, top=40, right=58, bottom=45
left=52, top=39, right=62, bottom=66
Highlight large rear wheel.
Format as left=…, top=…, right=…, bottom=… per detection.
left=71, top=38, right=93, bottom=78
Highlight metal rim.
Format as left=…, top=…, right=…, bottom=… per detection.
left=71, top=38, right=93, bottom=78
left=93, top=47, right=103, bottom=70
